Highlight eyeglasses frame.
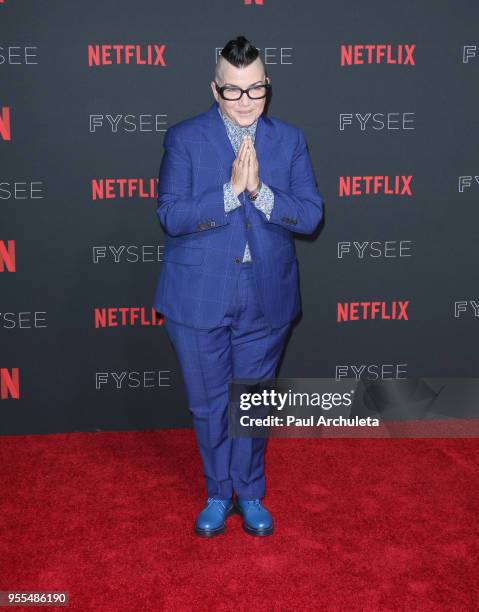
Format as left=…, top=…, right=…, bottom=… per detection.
left=214, top=76, right=272, bottom=101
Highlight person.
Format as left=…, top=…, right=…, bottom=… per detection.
left=153, top=35, right=324, bottom=537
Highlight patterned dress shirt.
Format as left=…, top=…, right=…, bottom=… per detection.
left=218, top=106, right=275, bottom=262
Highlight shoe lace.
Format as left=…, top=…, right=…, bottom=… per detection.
left=207, top=497, right=229, bottom=510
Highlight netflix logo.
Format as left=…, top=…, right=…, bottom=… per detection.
left=95, top=307, right=164, bottom=328
left=340, top=44, right=416, bottom=66
left=1, top=368, right=19, bottom=400
left=87, top=44, right=166, bottom=67
left=339, top=175, right=413, bottom=197
left=91, top=178, right=157, bottom=200
left=0, top=240, right=15, bottom=272
left=337, top=300, right=410, bottom=322
left=0, top=106, right=11, bottom=141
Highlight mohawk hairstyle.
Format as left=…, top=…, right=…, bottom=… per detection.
left=215, top=36, right=264, bottom=81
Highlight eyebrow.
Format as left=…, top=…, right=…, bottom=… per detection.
left=222, top=80, right=264, bottom=88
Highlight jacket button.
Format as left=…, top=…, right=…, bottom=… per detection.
left=246, top=221, right=251, bottom=229
left=234, top=257, right=241, bottom=264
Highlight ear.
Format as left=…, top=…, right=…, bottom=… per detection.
left=210, top=80, right=219, bottom=102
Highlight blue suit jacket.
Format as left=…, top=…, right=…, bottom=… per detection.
left=153, top=100, right=324, bottom=329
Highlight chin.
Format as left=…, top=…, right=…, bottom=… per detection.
left=234, top=111, right=257, bottom=125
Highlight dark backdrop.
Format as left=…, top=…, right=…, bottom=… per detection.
left=1, top=0, right=478, bottom=435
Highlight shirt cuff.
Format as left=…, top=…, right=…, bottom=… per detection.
left=223, top=181, right=242, bottom=213
left=252, top=182, right=274, bottom=221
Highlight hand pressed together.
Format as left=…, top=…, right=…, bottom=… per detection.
left=230, top=135, right=261, bottom=196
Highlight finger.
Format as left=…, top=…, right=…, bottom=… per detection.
left=239, top=141, right=250, bottom=163
left=238, top=149, right=247, bottom=170
left=237, top=139, right=245, bottom=160
left=239, top=136, right=248, bottom=155
left=240, top=149, right=250, bottom=173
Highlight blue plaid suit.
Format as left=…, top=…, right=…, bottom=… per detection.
left=153, top=100, right=324, bottom=330
left=153, top=101, right=324, bottom=500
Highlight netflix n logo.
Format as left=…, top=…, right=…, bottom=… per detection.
left=1, top=368, right=19, bottom=400
left=0, top=240, right=15, bottom=272
left=337, top=300, right=410, bottom=322
left=94, top=307, right=164, bottom=328
left=91, top=178, right=158, bottom=200
left=88, top=44, right=166, bottom=67
left=339, top=175, right=413, bottom=197
left=340, top=44, right=416, bottom=66
left=0, top=106, right=11, bottom=141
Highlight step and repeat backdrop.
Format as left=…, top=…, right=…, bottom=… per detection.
left=1, top=0, right=478, bottom=435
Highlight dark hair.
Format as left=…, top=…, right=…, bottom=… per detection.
left=220, top=35, right=259, bottom=68
left=215, top=36, right=266, bottom=82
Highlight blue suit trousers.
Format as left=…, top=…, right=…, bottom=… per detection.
left=163, top=262, right=291, bottom=500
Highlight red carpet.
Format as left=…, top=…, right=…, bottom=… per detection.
left=1, top=430, right=478, bottom=611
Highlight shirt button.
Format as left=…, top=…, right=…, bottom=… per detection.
left=234, top=257, right=241, bottom=264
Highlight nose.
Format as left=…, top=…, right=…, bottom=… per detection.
left=239, top=92, right=251, bottom=106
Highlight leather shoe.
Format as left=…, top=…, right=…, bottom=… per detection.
left=234, top=498, right=274, bottom=536
left=194, top=497, right=235, bottom=537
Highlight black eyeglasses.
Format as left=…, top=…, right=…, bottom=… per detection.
left=214, top=77, right=271, bottom=101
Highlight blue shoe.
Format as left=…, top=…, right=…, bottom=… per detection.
left=234, top=498, right=274, bottom=536
left=194, top=497, right=235, bottom=537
